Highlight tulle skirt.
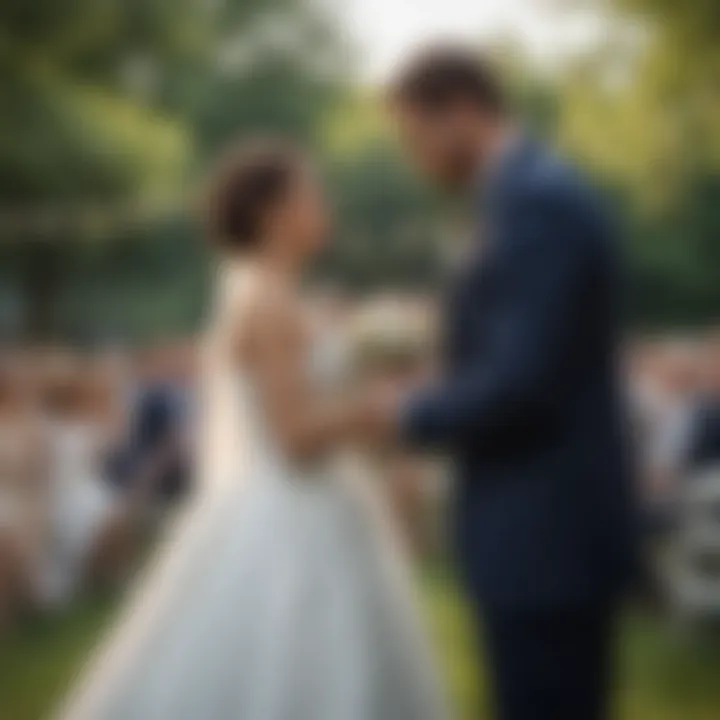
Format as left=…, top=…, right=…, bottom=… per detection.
left=55, top=458, right=448, bottom=720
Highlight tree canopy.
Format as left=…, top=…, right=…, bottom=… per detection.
left=1, top=0, right=718, bottom=339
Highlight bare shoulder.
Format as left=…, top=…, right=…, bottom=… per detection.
left=241, top=280, right=306, bottom=364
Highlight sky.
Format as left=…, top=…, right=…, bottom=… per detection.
left=331, top=0, right=608, bottom=80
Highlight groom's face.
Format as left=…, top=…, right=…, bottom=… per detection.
left=393, top=104, right=482, bottom=190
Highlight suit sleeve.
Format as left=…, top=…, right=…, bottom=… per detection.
left=402, top=189, right=595, bottom=451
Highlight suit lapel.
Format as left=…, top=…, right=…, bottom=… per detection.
left=442, top=136, right=539, bottom=367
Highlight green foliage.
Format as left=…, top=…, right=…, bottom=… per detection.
left=321, top=139, right=444, bottom=292
left=0, top=0, right=345, bottom=340
left=4, top=573, right=720, bottom=720
left=0, top=72, right=187, bottom=204
left=0, top=595, right=118, bottom=720
left=556, top=0, right=720, bottom=327
left=2, top=0, right=720, bottom=338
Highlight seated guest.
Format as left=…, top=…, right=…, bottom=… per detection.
left=93, top=349, right=137, bottom=492
left=627, top=339, right=702, bottom=553
left=684, top=336, right=720, bottom=472
left=38, top=355, right=140, bottom=606
left=121, top=342, right=194, bottom=506
left=0, top=354, right=49, bottom=624
left=628, top=339, right=667, bottom=445
left=644, top=341, right=702, bottom=502
left=633, top=338, right=720, bottom=603
left=0, top=524, right=26, bottom=629
left=81, top=355, right=151, bottom=586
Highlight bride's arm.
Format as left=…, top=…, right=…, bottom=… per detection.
left=246, top=299, right=376, bottom=460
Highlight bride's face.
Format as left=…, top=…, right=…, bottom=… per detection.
left=271, top=167, right=331, bottom=261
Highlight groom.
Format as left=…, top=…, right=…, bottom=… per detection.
left=379, top=47, right=638, bottom=719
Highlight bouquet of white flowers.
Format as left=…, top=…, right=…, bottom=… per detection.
left=348, top=296, right=437, bottom=380
left=344, top=296, right=446, bottom=558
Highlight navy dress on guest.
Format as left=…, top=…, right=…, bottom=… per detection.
left=108, top=383, right=191, bottom=501
left=404, top=137, right=639, bottom=720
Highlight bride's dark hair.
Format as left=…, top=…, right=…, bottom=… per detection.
left=204, top=138, right=304, bottom=252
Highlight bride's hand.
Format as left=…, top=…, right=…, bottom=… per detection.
left=356, top=378, right=405, bottom=447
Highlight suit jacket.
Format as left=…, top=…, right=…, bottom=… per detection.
left=404, top=138, right=638, bottom=609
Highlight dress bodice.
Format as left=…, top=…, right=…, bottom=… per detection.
left=200, top=318, right=353, bottom=498
left=235, top=328, right=351, bottom=465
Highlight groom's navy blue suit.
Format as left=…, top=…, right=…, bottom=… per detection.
left=404, top=137, right=638, bottom=720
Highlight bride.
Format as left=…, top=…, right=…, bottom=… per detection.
left=56, top=140, right=448, bottom=720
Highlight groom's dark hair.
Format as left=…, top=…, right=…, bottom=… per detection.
left=389, top=45, right=506, bottom=115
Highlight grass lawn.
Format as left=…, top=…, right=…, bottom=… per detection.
left=426, top=572, right=720, bottom=720
left=2, top=574, right=720, bottom=720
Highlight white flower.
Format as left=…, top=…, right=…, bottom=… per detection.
left=348, top=296, right=436, bottom=370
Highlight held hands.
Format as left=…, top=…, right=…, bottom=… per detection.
left=360, top=378, right=405, bottom=446
left=351, top=356, right=437, bottom=449
left=358, top=366, right=433, bottom=447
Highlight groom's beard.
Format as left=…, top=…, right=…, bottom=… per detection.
left=441, top=160, right=477, bottom=191
left=432, top=142, right=482, bottom=191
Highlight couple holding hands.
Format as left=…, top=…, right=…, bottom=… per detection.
left=57, top=46, right=637, bottom=720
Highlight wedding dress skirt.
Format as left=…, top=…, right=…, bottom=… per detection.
left=56, top=379, right=447, bottom=720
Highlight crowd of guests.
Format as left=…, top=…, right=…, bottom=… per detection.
left=627, top=331, right=720, bottom=614
left=631, top=332, right=720, bottom=525
left=2, top=320, right=719, bottom=632
left=0, top=342, right=195, bottom=630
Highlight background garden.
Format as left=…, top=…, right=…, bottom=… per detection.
left=1, top=0, right=720, bottom=341
left=1, top=1, right=720, bottom=718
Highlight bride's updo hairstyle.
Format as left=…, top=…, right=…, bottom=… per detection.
left=205, top=139, right=304, bottom=253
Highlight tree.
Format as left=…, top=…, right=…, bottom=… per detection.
left=0, top=0, right=346, bottom=340
left=0, top=0, right=192, bottom=338
left=554, top=3, right=720, bottom=327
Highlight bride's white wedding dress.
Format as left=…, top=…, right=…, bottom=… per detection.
left=56, top=273, right=447, bottom=720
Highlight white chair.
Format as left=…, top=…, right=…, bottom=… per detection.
left=663, top=465, right=720, bottom=622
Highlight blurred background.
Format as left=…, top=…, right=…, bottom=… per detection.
left=1, top=1, right=720, bottom=718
